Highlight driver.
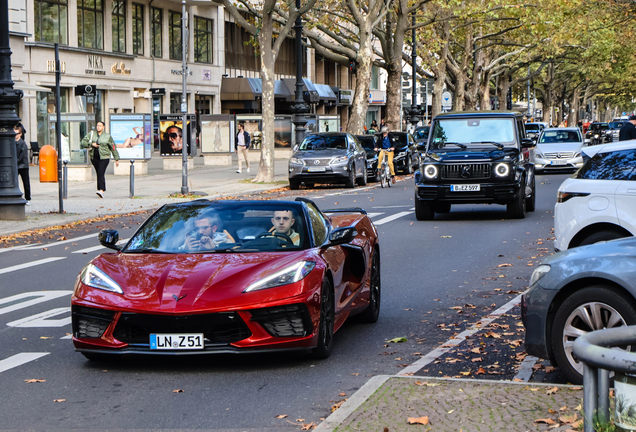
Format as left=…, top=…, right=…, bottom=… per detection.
left=268, top=210, right=300, bottom=245
left=182, top=212, right=234, bottom=251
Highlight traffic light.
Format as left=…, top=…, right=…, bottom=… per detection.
left=349, top=60, right=357, bottom=74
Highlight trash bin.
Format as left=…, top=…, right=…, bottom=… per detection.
left=39, top=145, right=58, bottom=183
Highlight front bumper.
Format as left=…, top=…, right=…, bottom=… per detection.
left=534, top=156, right=583, bottom=171
left=289, top=162, right=351, bottom=183
left=522, top=282, right=559, bottom=362
left=415, top=180, right=522, bottom=205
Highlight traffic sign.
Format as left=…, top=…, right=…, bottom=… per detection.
left=441, top=91, right=452, bottom=110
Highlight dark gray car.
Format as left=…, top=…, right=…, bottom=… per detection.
left=288, top=133, right=367, bottom=189
left=522, top=237, right=636, bottom=384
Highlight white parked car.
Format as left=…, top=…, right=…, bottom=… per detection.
left=554, top=142, right=636, bottom=251
left=534, top=128, right=585, bottom=172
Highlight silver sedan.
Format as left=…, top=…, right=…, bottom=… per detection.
left=533, top=127, right=585, bottom=172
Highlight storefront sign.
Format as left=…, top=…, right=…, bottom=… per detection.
left=47, top=61, right=66, bottom=73
left=339, top=90, right=352, bottom=105
left=111, top=62, right=131, bottom=75
left=202, top=70, right=211, bottom=81
left=86, top=55, right=105, bottom=75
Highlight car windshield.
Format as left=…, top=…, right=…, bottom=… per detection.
left=414, top=127, right=429, bottom=140
left=356, top=136, right=377, bottom=151
left=610, top=122, right=624, bottom=129
left=299, top=135, right=347, bottom=150
left=525, top=124, right=541, bottom=132
left=124, top=202, right=310, bottom=253
left=429, top=118, right=516, bottom=149
left=539, top=130, right=581, bottom=144
left=590, top=123, right=610, bottom=131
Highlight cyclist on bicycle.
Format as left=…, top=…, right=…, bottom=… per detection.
left=374, top=126, right=396, bottom=184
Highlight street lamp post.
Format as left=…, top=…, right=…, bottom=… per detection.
left=180, top=0, right=189, bottom=195
left=290, top=0, right=310, bottom=146
left=0, top=0, right=26, bottom=220
left=407, top=13, right=420, bottom=131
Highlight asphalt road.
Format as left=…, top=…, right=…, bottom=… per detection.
left=0, top=172, right=569, bottom=431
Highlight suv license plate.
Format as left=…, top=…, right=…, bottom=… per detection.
left=150, top=334, right=204, bottom=350
left=307, top=167, right=326, bottom=172
left=451, top=184, right=480, bottom=192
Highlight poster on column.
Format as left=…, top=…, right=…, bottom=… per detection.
left=159, top=114, right=196, bottom=156
left=200, top=115, right=234, bottom=153
left=109, top=114, right=152, bottom=160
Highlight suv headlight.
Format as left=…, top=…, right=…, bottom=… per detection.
left=423, top=164, right=438, bottom=179
left=330, top=156, right=348, bottom=164
left=244, top=261, right=316, bottom=292
left=530, top=264, right=551, bottom=286
left=290, top=157, right=304, bottom=165
left=494, top=163, right=510, bottom=177
left=80, top=263, right=123, bottom=294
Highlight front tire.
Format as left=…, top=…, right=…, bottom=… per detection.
left=312, top=279, right=335, bottom=359
left=289, top=179, right=300, bottom=190
left=359, top=251, right=380, bottom=323
left=404, top=156, right=413, bottom=174
left=526, top=174, right=536, bottom=212
left=578, top=230, right=628, bottom=247
left=414, top=193, right=435, bottom=220
left=345, top=165, right=356, bottom=189
left=507, top=178, right=526, bottom=219
left=357, top=164, right=368, bottom=186
left=551, top=286, right=636, bottom=384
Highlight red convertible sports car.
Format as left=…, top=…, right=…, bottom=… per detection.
left=72, top=198, right=380, bottom=359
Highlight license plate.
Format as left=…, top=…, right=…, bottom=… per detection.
left=307, top=167, right=326, bottom=172
left=551, top=160, right=568, bottom=165
left=150, top=333, right=204, bottom=350
left=451, top=184, right=480, bottom=192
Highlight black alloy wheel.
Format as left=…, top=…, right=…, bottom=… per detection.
left=506, top=176, right=526, bottom=219
left=550, top=285, right=636, bottom=384
left=312, top=278, right=335, bottom=359
left=414, top=193, right=435, bottom=220
left=359, top=250, right=381, bottom=323
left=526, top=174, right=536, bottom=212
left=404, top=156, right=413, bottom=174
left=345, top=164, right=356, bottom=188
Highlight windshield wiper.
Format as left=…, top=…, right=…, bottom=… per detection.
left=472, top=141, right=504, bottom=149
left=125, top=248, right=174, bottom=254
left=442, top=142, right=467, bottom=149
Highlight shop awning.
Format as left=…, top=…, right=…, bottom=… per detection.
left=314, top=84, right=337, bottom=102
left=221, top=77, right=262, bottom=101
left=14, top=81, right=51, bottom=92
left=281, top=78, right=320, bottom=103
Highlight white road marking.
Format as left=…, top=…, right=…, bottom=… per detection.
left=397, top=294, right=524, bottom=376
left=72, top=238, right=129, bottom=254
left=7, top=307, right=72, bottom=328
left=0, top=257, right=66, bottom=275
left=373, top=211, right=412, bottom=226
left=513, top=355, right=540, bottom=382
left=60, top=335, right=72, bottom=339
left=16, top=233, right=98, bottom=251
left=0, top=291, right=73, bottom=316
left=366, top=212, right=384, bottom=219
left=372, top=205, right=413, bottom=209
left=0, top=352, right=49, bottom=373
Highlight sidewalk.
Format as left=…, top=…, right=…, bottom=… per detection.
left=317, top=376, right=583, bottom=431
left=0, top=154, right=290, bottom=237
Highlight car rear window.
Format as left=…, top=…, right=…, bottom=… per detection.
left=300, top=135, right=347, bottom=150
left=539, top=130, right=581, bottom=144
left=356, top=136, right=377, bottom=150
left=414, top=128, right=429, bottom=140
left=576, top=149, right=636, bottom=180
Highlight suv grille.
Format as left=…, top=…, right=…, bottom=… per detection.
left=305, top=158, right=332, bottom=166
left=441, top=164, right=491, bottom=180
left=112, top=312, right=251, bottom=346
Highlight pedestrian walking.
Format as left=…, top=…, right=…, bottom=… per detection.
left=374, top=126, right=396, bottom=184
left=81, top=121, right=120, bottom=198
left=235, top=123, right=250, bottom=173
left=14, top=123, right=31, bottom=205
left=619, top=115, right=636, bottom=141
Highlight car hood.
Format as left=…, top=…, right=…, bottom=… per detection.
left=82, top=251, right=315, bottom=311
left=293, top=149, right=345, bottom=159
left=425, top=147, right=518, bottom=162
left=364, top=149, right=378, bottom=160
left=536, top=142, right=583, bottom=153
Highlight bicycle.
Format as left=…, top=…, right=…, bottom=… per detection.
left=375, top=150, right=392, bottom=188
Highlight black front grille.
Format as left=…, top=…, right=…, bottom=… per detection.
left=72, top=306, right=116, bottom=338
left=250, top=304, right=312, bottom=338
left=441, top=164, right=491, bottom=180
left=113, top=312, right=251, bottom=346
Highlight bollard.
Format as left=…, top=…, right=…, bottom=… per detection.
left=129, top=160, right=134, bottom=198
left=62, top=161, right=68, bottom=199
left=39, top=145, right=58, bottom=182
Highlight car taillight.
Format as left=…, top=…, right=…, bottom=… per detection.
left=557, top=191, right=590, bottom=203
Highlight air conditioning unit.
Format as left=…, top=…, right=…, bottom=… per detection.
left=132, top=91, right=140, bottom=98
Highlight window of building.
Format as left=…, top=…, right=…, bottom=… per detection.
left=112, top=0, right=126, bottom=53
left=169, top=11, right=182, bottom=60
left=78, top=0, right=104, bottom=49
left=194, top=16, right=213, bottom=63
left=151, top=7, right=162, bottom=57
left=34, top=0, right=68, bottom=44
left=371, top=66, right=379, bottom=90
left=36, top=89, right=69, bottom=147
left=132, top=3, right=143, bottom=55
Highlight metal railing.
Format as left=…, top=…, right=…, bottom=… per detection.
left=572, top=325, right=636, bottom=432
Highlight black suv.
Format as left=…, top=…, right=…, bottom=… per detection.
left=414, top=111, right=536, bottom=220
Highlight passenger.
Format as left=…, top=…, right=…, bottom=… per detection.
left=183, top=212, right=234, bottom=251
left=269, top=210, right=300, bottom=245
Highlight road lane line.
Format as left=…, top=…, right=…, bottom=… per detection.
left=0, top=353, right=49, bottom=373
left=7, top=307, right=72, bottom=328
left=0, top=257, right=66, bottom=275
left=366, top=212, right=384, bottom=219
left=16, top=233, right=98, bottom=251
left=72, top=238, right=129, bottom=254
left=373, top=211, right=412, bottom=226
left=397, top=294, right=524, bottom=376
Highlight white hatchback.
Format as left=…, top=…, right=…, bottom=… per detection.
left=554, top=142, right=636, bottom=251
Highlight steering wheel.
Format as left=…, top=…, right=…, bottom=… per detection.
left=255, top=232, right=294, bottom=245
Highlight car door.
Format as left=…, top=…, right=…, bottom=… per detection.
left=612, top=149, right=636, bottom=235
left=348, top=135, right=362, bottom=177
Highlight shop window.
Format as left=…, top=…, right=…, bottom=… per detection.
left=151, top=7, right=162, bottom=58
left=194, top=16, right=213, bottom=64
left=371, top=66, right=379, bottom=90
left=169, top=11, right=182, bottom=60
left=78, top=0, right=104, bottom=49
left=195, top=95, right=212, bottom=115
left=170, top=93, right=188, bottom=113
left=132, top=3, right=144, bottom=55
left=34, top=0, right=68, bottom=44
left=36, top=89, right=69, bottom=147
left=112, top=0, right=126, bottom=53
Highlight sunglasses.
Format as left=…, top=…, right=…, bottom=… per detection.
left=168, top=132, right=182, bottom=139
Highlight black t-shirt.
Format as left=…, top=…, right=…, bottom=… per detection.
left=619, top=122, right=636, bottom=141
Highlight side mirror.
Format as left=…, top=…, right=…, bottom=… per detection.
left=521, top=138, right=535, bottom=148
left=327, top=226, right=357, bottom=246
left=98, top=229, right=121, bottom=251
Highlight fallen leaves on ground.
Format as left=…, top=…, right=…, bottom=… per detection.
left=407, top=416, right=429, bottom=425
left=385, top=337, right=407, bottom=343
left=275, top=415, right=287, bottom=419
left=546, top=386, right=559, bottom=395
left=25, top=379, right=45, bottom=383
left=331, top=399, right=346, bottom=412
left=53, top=399, right=66, bottom=402
left=534, top=418, right=557, bottom=425
left=172, top=389, right=184, bottom=393
left=415, top=381, right=439, bottom=387
left=559, top=413, right=578, bottom=424
left=300, top=422, right=315, bottom=430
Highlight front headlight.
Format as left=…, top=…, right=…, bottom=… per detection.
left=290, top=157, right=304, bottom=165
left=530, top=264, right=551, bottom=286
left=594, top=134, right=599, bottom=138
left=423, top=164, right=438, bottom=179
left=80, top=263, right=123, bottom=294
left=330, top=156, right=348, bottom=164
left=573, top=151, right=581, bottom=158
left=244, top=261, right=316, bottom=292
left=494, top=163, right=510, bottom=177
left=535, top=150, right=544, bottom=159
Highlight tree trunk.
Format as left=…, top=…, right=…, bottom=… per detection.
left=567, top=87, right=580, bottom=127
left=385, top=66, right=402, bottom=131
left=431, top=21, right=450, bottom=118
left=347, top=30, right=373, bottom=135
